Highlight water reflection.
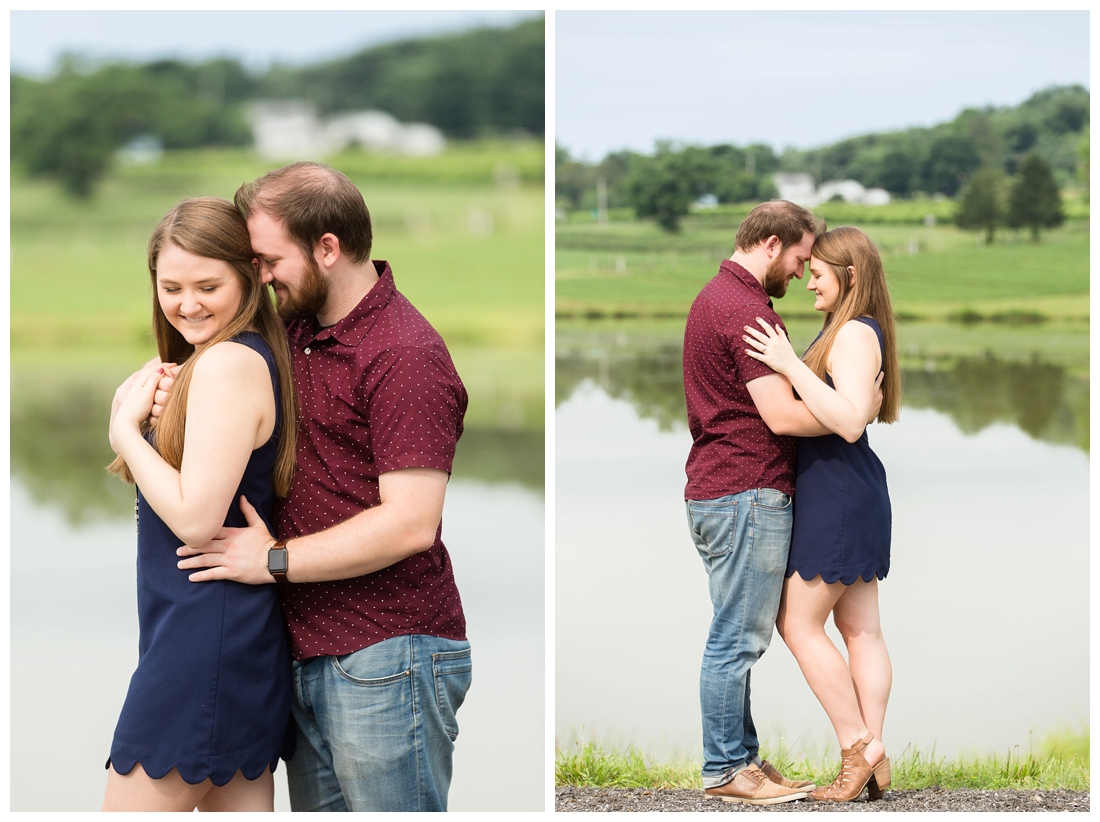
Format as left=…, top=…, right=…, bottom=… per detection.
left=11, top=476, right=544, bottom=811
left=903, top=355, right=1088, bottom=451
left=556, top=335, right=685, bottom=431
left=10, top=376, right=135, bottom=522
left=556, top=330, right=1089, bottom=451
left=11, top=371, right=544, bottom=525
left=555, top=381, right=1089, bottom=761
left=11, top=366, right=546, bottom=810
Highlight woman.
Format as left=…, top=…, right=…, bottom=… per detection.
left=743, top=225, right=900, bottom=803
left=103, top=197, right=298, bottom=811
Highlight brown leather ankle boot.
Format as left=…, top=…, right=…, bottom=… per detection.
left=810, top=735, right=890, bottom=802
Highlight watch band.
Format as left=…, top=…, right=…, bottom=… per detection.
left=267, top=539, right=289, bottom=583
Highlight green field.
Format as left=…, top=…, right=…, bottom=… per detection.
left=12, top=140, right=545, bottom=433
left=556, top=206, right=1089, bottom=325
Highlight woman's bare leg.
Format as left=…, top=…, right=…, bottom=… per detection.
left=776, top=573, right=884, bottom=765
left=102, top=763, right=210, bottom=811
left=832, top=578, right=891, bottom=751
left=197, top=767, right=274, bottom=812
left=103, top=762, right=274, bottom=812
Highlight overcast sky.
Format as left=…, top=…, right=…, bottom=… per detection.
left=11, top=10, right=543, bottom=77
left=556, top=10, right=1090, bottom=161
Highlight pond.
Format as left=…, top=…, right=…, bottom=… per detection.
left=555, top=321, right=1089, bottom=763
left=9, top=365, right=545, bottom=812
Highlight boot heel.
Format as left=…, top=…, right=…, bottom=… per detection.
left=868, top=757, right=891, bottom=800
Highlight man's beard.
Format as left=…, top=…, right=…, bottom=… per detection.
left=275, top=255, right=329, bottom=322
left=762, top=255, right=790, bottom=298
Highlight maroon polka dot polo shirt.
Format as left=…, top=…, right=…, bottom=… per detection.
left=683, top=260, right=797, bottom=501
left=275, top=261, right=468, bottom=660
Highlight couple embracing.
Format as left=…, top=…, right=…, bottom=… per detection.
left=103, top=162, right=469, bottom=812
left=684, top=200, right=900, bottom=804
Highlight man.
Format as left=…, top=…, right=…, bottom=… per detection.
left=682, top=200, right=829, bottom=805
left=171, top=162, right=470, bottom=812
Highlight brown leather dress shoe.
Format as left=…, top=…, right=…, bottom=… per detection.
left=704, top=764, right=810, bottom=805
left=760, top=759, right=816, bottom=791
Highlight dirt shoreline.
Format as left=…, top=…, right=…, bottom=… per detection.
left=555, top=786, right=1090, bottom=812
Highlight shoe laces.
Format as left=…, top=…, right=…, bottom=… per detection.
left=740, top=767, right=766, bottom=786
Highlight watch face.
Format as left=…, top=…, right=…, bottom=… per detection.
left=268, top=548, right=289, bottom=574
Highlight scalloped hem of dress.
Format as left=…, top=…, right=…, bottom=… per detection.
left=107, top=749, right=280, bottom=787
left=786, top=568, right=888, bottom=585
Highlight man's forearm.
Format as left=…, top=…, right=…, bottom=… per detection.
left=283, top=467, right=449, bottom=583
left=284, top=502, right=438, bottom=583
left=749, top=373, right=832, bottom=437
left=768, top=400, right=831, bottom=437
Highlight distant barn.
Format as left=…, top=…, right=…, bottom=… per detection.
left=773, top=172, right=889, bottom=208
left=247, top=101, right=445, bottom=160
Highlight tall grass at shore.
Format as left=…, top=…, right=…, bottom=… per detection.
left=556, top=727, right=1089, bottom=792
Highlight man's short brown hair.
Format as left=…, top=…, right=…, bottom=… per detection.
left=734, top=200, right=825, bottom=253
left=235, top=161, right=372, bottom=264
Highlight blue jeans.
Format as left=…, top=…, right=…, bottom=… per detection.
left=686, top=488, right=792, bottom=786
left=286, top=634, right=472, bottom=812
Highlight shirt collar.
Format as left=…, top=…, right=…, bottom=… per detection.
left=720, top=259, right=773, bottom=307
left=295, top=260, right=395, bottom=348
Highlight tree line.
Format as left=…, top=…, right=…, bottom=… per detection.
left=11, top=16, right=544, bottom=197
left=955, top=153, right=1066, bottom=243
left=557, top=85, right=1088, bottom=235
left=781, top=85, right=1088, bottom=197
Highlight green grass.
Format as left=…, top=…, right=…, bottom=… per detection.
left=11, top=140, right=545, bottom=433
left=560, top=191, right=1089, bottom=228
left=556, top=211, right=1089, bottom=324
left=555, top=727, right=1090, bottom=792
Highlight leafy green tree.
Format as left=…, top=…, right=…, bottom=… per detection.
left=777, top=86, right=1087, bottom=197
left=880, top=149, right=917, bottom=195
left=625, top=144, right=716, bottom=232
left=555, top=144, right=594, bottom=211
left=707, top=143, right=778, bottom=203
left=12, top=58, right=251, bottom=197
left=289, top=17, right=544, bottom=137
left=1007, top=152, right=1065, bottom=241
left=922, top=134, right=982, bottom=196
left=954, top=167, right=1006, bottom=244
left=12, top=18, right=544, bottom=197
left=595, top=151, right=636, bottom=209
left=554, top=146, right=637, bottom=214
left=1005, top=119, right=1039, bottom=152
left=12, top=65, right=150, bottom=197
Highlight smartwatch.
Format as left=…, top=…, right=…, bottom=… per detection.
left=267, top=540, right=289, bottom=582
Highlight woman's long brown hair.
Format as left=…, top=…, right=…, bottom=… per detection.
left=107, top=197, right=298, bottom=495
left=801, top=226, right=901, bottom=424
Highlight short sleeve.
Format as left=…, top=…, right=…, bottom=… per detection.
left=725, top=303, right=787, bottom=384
left=367, top=347, right=466, bottom=474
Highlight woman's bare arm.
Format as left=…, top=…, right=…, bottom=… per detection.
left=745, top=319, right=880, bottom=442
left=109, top=342, right=273, bottom=546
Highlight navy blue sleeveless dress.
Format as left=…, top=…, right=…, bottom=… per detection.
left=108, top=331, right=293, bottom=786
left=787, top=316, right=891, bottom=584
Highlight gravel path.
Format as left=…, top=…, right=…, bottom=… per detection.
left=556, top=786, right=1090, bottom=812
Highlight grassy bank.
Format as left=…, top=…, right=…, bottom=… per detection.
left=556, top=728, right=1090, bottom=792
left=556, top=207, right=1089, bottom=325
